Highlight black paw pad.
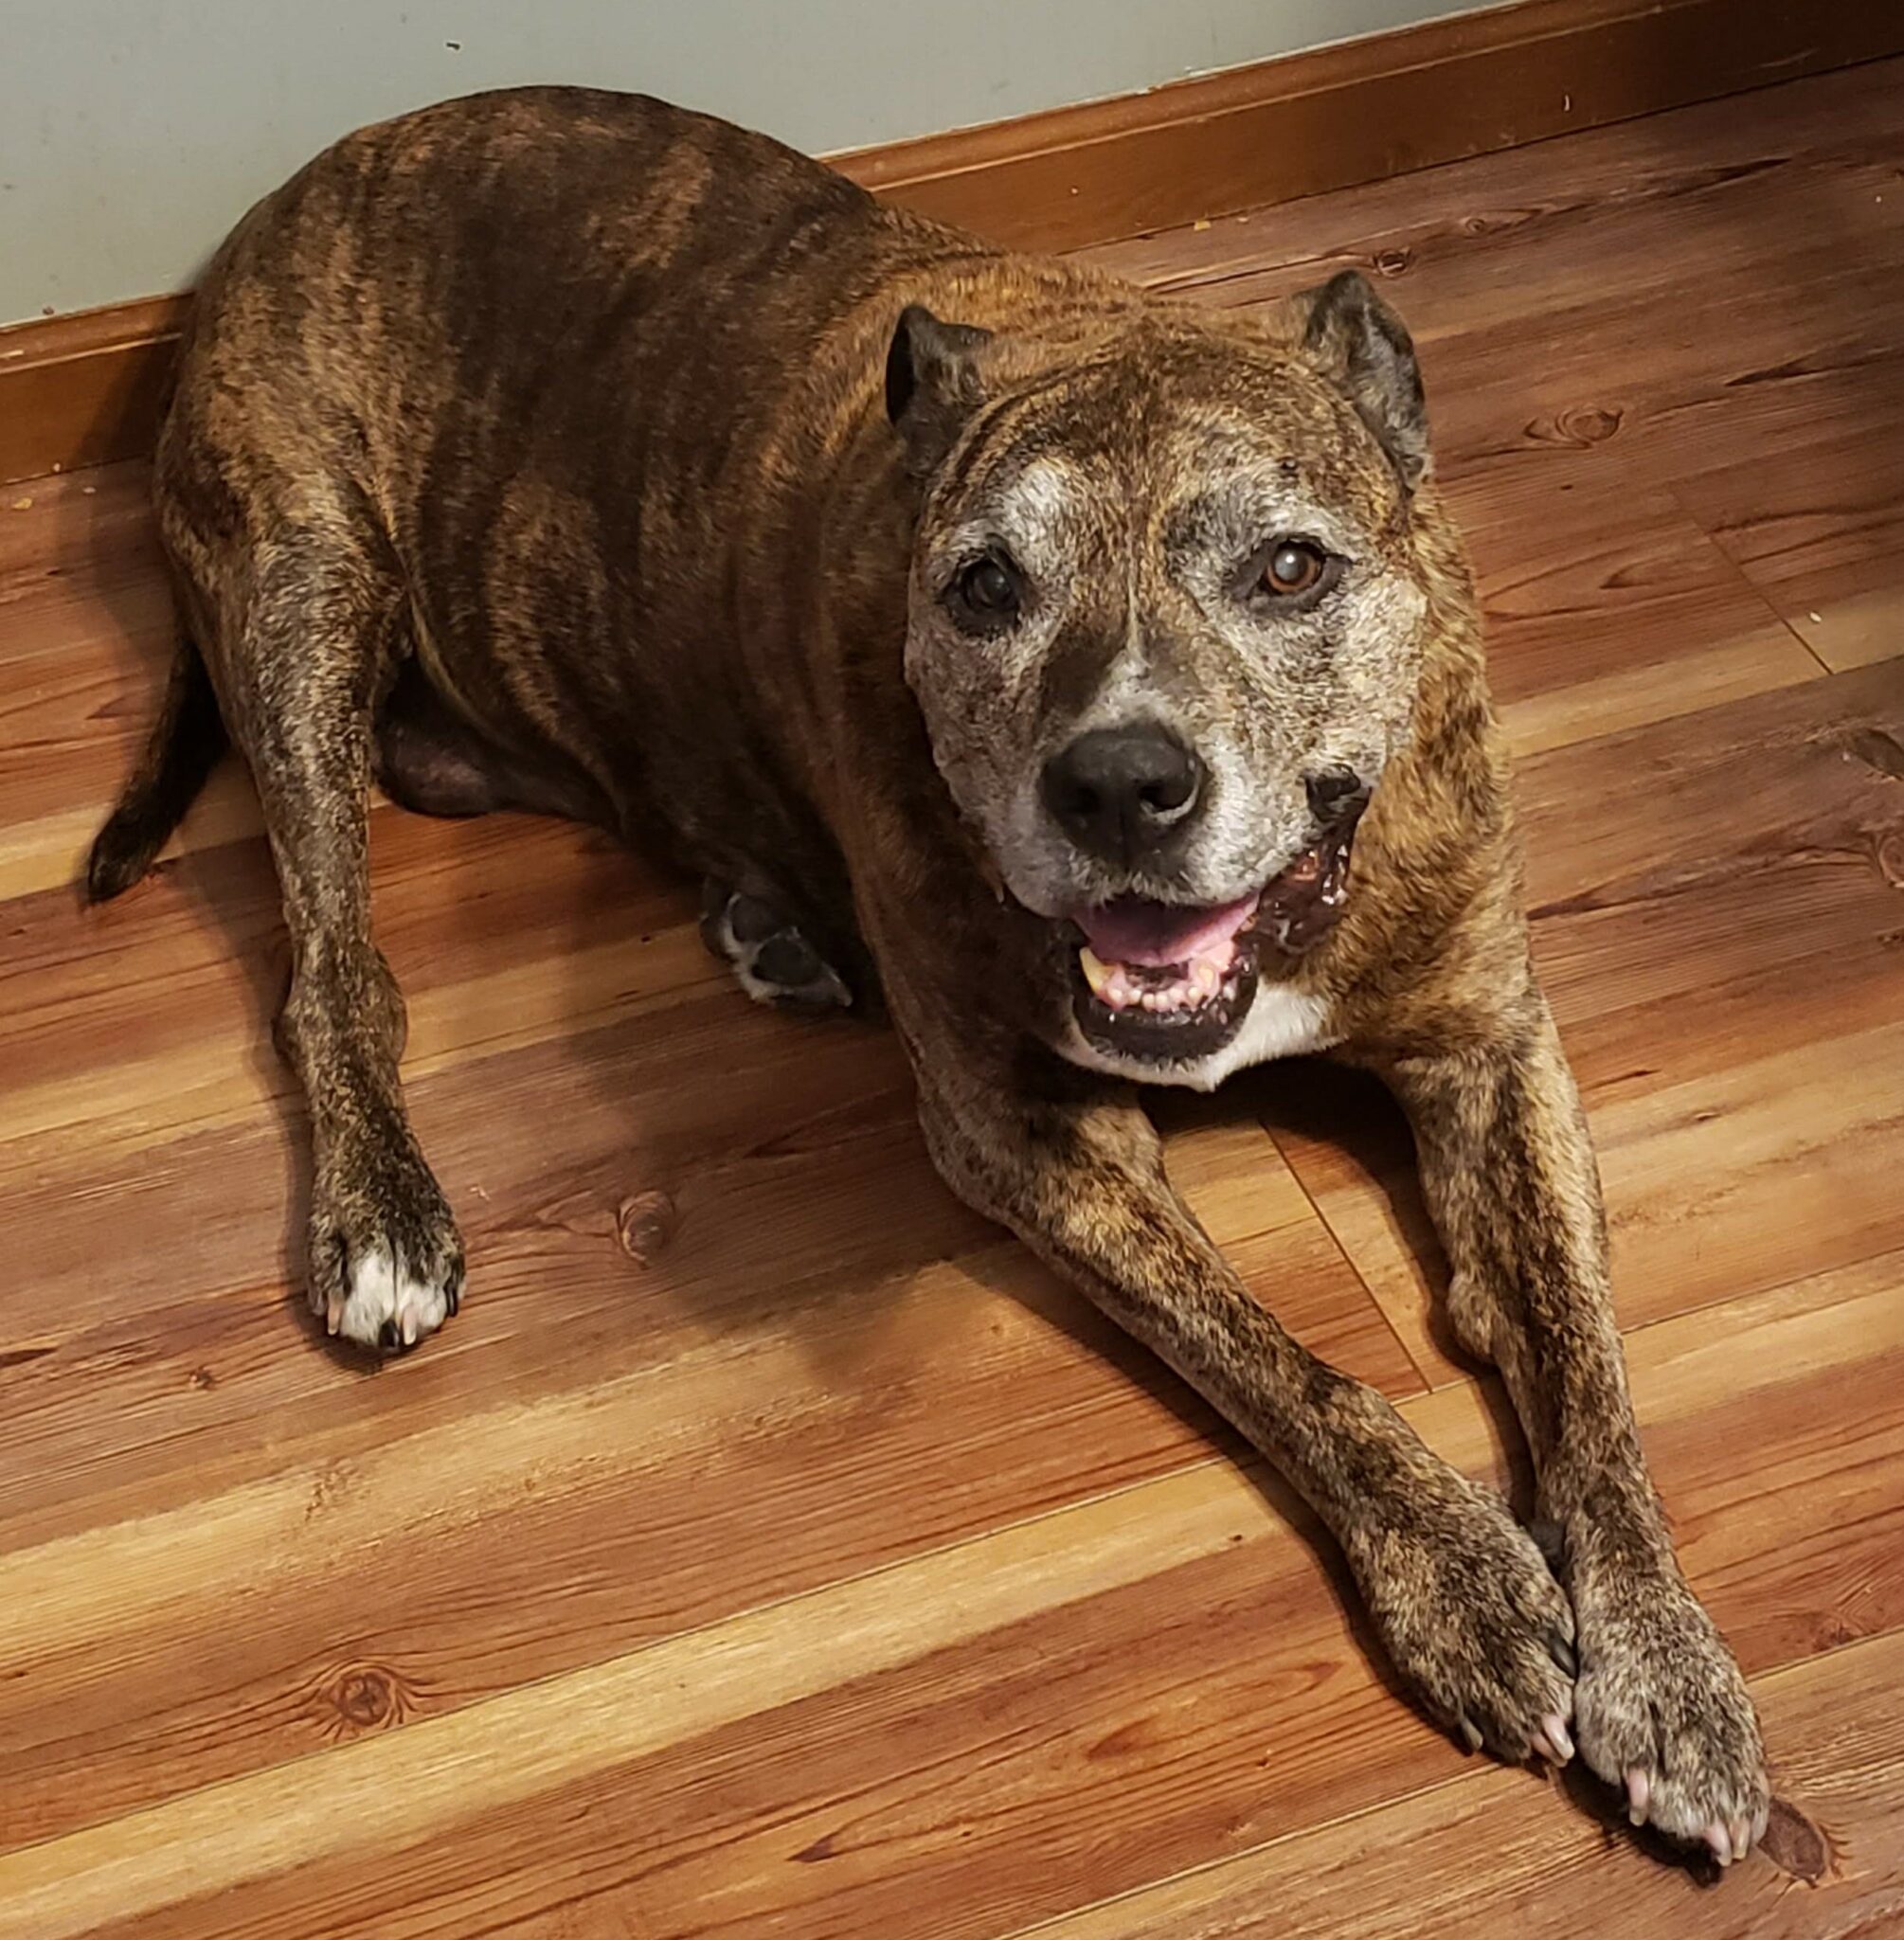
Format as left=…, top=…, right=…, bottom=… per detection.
left=701, top=881, right=851, bottom=1012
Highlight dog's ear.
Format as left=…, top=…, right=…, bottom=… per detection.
left=1294, top=270, right=1430, bottom=491
left=886, top=304, right=993, bottom=477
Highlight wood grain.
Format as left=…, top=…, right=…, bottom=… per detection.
left=840, top=0, right=1904, bottom=252
left=8, top=0, right=1903, bottom=482
left=3, top=53, right=1902, bottom=1940
left=9, top=1260, right=1896, bottom=1939
left=1023, top=1626, right=1904, bottom=1938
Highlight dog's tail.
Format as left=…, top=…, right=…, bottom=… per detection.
left=84, top=634, right=227, bottom=903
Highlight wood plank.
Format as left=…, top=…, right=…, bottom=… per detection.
left=1670, top=411, right=1904, bottom=674
left=0, top=1209, right=1398, bottom=1856
left=1015, top=1626, right=1904, bottom=1939
left=1078, top=54, right=1904, bottom=294
left=1451, top=454, right=1820, bottom=759
left=0, top=456, right=161, bottom=610
left=1516, top=663, right=1904, bottom=1024
left=12, top=1256, right=1895, bottom=1940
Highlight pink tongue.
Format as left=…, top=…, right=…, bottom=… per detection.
left=1075, top=892, right=1259, bottom=968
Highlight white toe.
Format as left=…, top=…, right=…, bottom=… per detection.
left=333, top=1244, right=451, bottom=1350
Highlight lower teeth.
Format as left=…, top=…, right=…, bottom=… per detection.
left=1079, top=946, right=1234, bottom=1015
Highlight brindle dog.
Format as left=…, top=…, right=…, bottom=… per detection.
left=88, top=87, right=1769, bottom=1861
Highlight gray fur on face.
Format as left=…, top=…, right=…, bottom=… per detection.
left=903, top=353, right=1431, bottom=920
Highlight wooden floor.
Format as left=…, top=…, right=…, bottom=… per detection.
left=3, top=57, right=1903, bottom=1940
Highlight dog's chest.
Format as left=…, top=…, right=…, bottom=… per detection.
left=1229, top=981, right=1338, bottom=1068
left=1061, top=980, right=1338, bottom=1091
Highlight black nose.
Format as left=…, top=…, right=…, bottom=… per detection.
left=1305, top=767, right=1368, bottom=825
left=1041, top=725, right=1208, bottom=868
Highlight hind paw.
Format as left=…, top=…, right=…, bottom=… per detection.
left=701, top=882, right=851, bottom=1013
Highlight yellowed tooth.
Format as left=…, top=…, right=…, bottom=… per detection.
left=1079, top=946, right=1114, bottom=997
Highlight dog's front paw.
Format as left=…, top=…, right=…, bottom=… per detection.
left=1350, top=1475, right=1577, bottom=1766
left=309, top=1144, right=464, bottom=1354
left=1572, top=1554, right=1768, bottom=1865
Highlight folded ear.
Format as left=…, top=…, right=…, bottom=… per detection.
left=886, top=304, right=993, bottom=477
left=1295, top=270, right=1430, bottom=490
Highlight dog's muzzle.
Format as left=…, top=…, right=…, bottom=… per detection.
left=1063, top=806, right=1362, bottom=1065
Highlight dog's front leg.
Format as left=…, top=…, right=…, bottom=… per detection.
left=908, top=1024, right=1576, bottom=1766
left=1381, top=991, right=1769, bottom=1861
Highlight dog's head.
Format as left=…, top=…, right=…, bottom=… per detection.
left=887, top=271, right=1438, bottom=1078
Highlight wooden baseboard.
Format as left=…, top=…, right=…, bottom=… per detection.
left=845, top=0, right=1904, bottom=247
left=4, top=0, right=1901, bottom=487
left=0, top=296, right=189, bottom=488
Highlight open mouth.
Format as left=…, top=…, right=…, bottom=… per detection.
left=1066, top=825, right=1356, bottom=1065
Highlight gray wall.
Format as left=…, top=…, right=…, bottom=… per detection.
left=0, top=0, right=1490, bottom=326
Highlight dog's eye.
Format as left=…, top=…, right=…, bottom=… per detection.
left=954, top=556, right=1019, bottom=620
left=1260, top=540, right=1329, bottom=598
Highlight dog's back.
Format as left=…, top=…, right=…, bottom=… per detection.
left=150, top=89, right=1119, bottom=916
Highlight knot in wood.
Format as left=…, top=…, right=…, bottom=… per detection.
left=617, top=1189, right=679, bottom=1265
left=313, top=1661, right=420, bottom=1739
left=1525, top=404, right=1624, bottom=448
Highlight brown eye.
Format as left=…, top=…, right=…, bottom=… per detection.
left=1262, top=540, right=1328, bottom=597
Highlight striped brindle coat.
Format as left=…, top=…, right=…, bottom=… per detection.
left=90, top=87, right=1768, bottom=1864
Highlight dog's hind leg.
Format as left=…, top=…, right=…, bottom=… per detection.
left=372, top=657, right=612, bottom=826
left=192, top=526, right=464, bottom=1352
